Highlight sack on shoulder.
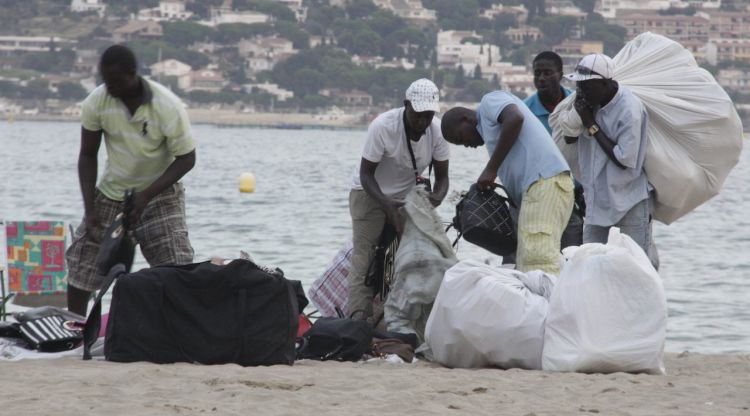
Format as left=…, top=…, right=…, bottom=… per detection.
left=451, top=183, right=517, bottom=256
left=296, top=317, right=373, bottom=361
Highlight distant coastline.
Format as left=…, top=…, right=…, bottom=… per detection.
left=5, top=108, right=369, bottom=131
left=6, top=110, right=749, bottom=134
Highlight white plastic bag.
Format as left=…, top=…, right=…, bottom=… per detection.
left=424, top=260, right=554, bottom=369
left=550, top=32, right=743, bottom=224
left=385, top=187, right=457, bottom=342
left=542, top=228, right=667, bottom=374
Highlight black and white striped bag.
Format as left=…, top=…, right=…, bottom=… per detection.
left=19, top=315, right=83, bottom=352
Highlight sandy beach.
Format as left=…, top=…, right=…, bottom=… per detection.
left=1, top=352, right=748, bottom=415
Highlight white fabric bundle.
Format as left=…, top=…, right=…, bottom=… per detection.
left=384, top=187, right=457, bottom=342
left=424, top=260, right=555, bottom=369
left=542, top=228, right=667, bottom=375
left=550, top=32, right=744, bottom=224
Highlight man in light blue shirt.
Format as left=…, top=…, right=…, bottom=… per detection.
left=524, top=51, right=583, bottom=252
left=564, top=53, right=658, bottom=268
left=442, top=91, right=574, bottom=274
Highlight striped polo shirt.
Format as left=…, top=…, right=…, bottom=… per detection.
left=80, top=77, right=196, bottom=201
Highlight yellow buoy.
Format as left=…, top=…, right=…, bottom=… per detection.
left=239, top=172, right=256, bottom=193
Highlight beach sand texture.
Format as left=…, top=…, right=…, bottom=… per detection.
left=1, top=352, right=748, bottom=415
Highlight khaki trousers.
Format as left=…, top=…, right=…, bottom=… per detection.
left=347, top=189, right=387, bottom=318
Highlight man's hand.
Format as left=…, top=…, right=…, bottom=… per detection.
left=84, top=211, right=102, bottom=243
left=574, top=96, right=595, bottom=128
left=384, top=200, right=405, bottom=235
left=428, top=192, right=443, bottom=207
left=476, top=166, right=497, bottom=191
left=127, top=191, right=150, bottom=226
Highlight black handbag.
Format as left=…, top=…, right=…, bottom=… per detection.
left=95, top=189, right=136, bottom=276
left=450, top=183, right=517, bottom=256
left=14, top=306, right=85, bottom=352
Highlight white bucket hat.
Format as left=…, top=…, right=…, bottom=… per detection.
left=565, top=53, right=615, bottom=82
left=405, top=78, right=440, bottom=112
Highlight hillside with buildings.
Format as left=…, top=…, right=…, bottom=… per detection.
left=0, top=0, right=748, bottom=127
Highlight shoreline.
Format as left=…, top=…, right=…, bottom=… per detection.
left=1, top=352, right=748, bottom=415
left=5, top=109, right=369, bottom=131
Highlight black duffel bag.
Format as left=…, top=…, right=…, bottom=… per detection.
left=84, top=260, right=307, bottom=366
left=450, top=183, right=517, bottom=256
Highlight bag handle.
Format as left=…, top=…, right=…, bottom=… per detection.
left=82, top=263, right=128, bottom=360
left=487, top=183, right=517, bottom=208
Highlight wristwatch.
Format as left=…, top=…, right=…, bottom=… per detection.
left=587, top=124, right=600, bottom=136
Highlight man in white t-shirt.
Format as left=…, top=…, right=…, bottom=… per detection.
left=348, top=78, right=450, bottom=318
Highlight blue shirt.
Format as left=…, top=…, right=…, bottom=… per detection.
left=523, top=87, right=573, bottom=134
left=476, top=91, right=570, bottom=204
left=575, top=86, right=649, bottom=226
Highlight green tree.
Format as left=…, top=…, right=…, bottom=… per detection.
left=291, top=68, right=327, bottom=96
left=215, top=23, right=274, bottom=43
left=234, top=0, right=296, bottom=21
left=423, top=0, right=481, bottom=30
left=453, top=67, right=466, bottom=88
left=275, top=21, right=310, bottom=49
left=345, top=0, right=378, bottom=19
left=538, top=15, right=578, bottom=45
left=162, top=21, right=216, bottom=47
left=57, top=81, right=87, bottom=100
left=583, top=17, right=627, bottom=56
left=26, top=79, right=52, bottom=99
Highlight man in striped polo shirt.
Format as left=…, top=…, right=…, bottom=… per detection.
left=66, top=45, right=196, bottom=315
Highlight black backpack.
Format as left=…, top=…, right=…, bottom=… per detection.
left=83, top=260, right=307, bottom=366
left=450, top=183, right=517, bottom=256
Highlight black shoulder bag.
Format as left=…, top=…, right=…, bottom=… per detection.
left=449, top=183, right=518, bottom=256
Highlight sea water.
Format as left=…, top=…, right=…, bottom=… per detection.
left=1, top=121, right=747, bottom=354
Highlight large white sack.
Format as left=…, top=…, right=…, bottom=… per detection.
left=549, top=32, right=743, bottom=224
left=542, top=228, right=667, bottom=374
left=425, top=260, right=554, bottom=369
left=385, top=187, right=457, bottom=342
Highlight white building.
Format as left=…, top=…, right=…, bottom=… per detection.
left=150, top=59, right=193, bottom=90
left=481, top=3, right=528, bottom=23
left=373, top=0, right=437, bottom=25
left=0, top=36, right=76, bottom=53
left=717, top=69, right=750, bottom=95
left=597, top=0, right=720, bottom=19
left=276, top=0, right=308, bottom=22
left=137, top=0, right=193, bottom=21
left=436, top=31, right=500, bottom=76
left=201, top=6, right=271, bottom=26
left=244, top=82, right=294, bottom=101
left=239, top=37, right=297, bottom=76
left=483, top=61, right=534, bottom=97
left=70, top=0, right=106, bottom=17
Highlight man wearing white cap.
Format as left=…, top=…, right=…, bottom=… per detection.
left=564, top=53, right=658, bottom=267
left=347, top=78, right=450, bottom=318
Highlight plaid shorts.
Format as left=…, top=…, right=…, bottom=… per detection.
left=66, top=183, right=194, bottom=291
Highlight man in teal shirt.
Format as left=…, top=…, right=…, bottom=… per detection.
left=524, top=51, right=572, bottom=134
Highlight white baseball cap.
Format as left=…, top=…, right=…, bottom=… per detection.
left=564, top=53, right=615, bottom=82
left=405, top=78, right=440, bottom=112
